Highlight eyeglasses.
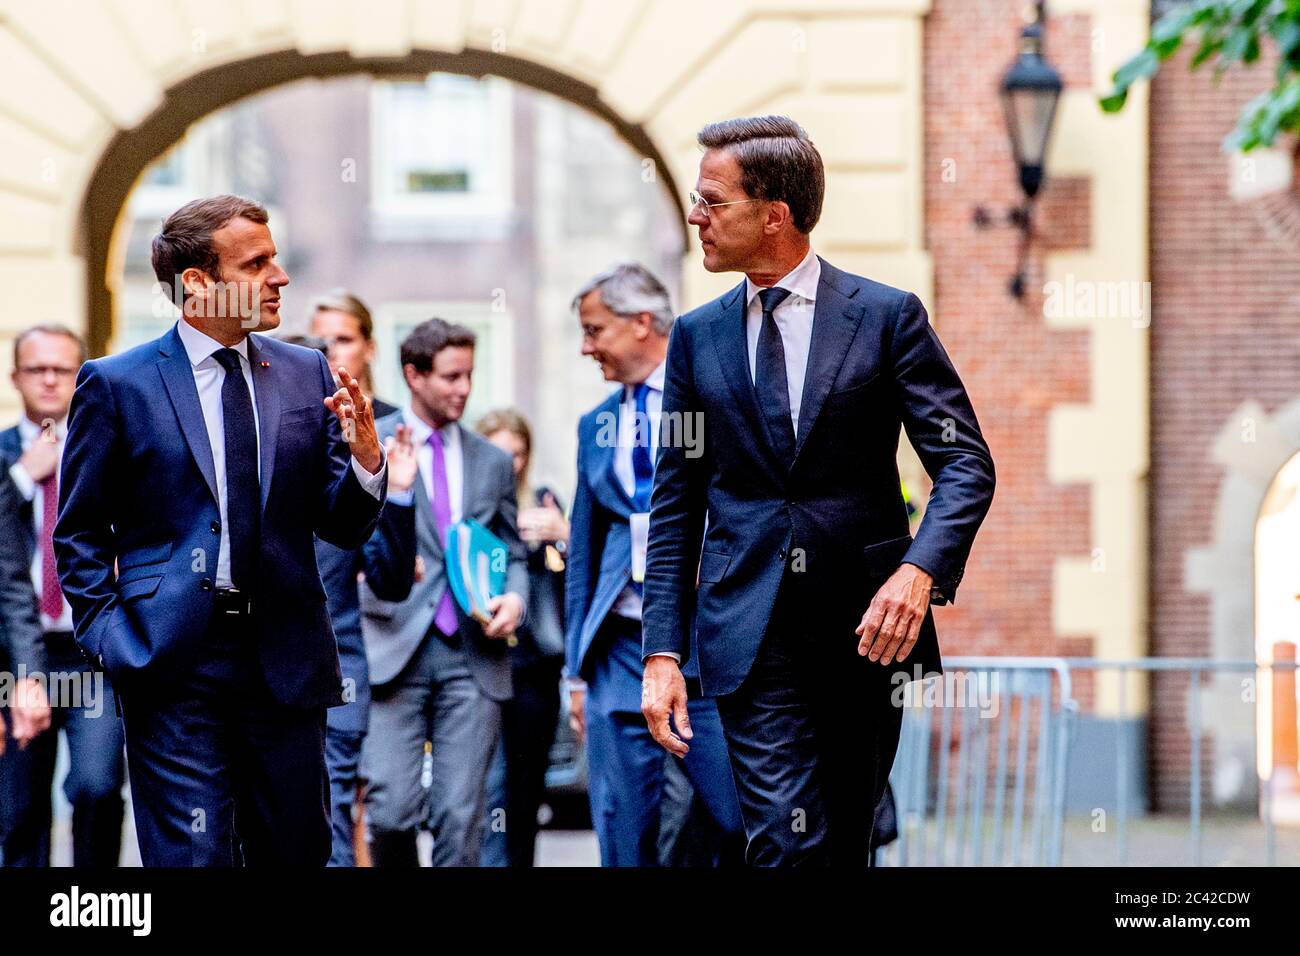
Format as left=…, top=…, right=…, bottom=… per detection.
left=688, top=190, right=761, bottom=218
left=16, top=366, right=77, bottom=379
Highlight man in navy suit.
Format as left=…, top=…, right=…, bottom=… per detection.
left=642, top=117, right=996, bottom=866
left=54, top=195, right=389, bottom=867
left=567, top=263, right=743, bottom=867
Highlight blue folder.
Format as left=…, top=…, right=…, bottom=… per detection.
left=445, top=518, right=508, bottom=626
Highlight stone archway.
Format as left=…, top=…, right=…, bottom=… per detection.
left=0, top=0, right=934, bottom=407
left=1186, top=395, right=1300, bottom=807
left=80, top=46, right=689, bottom=359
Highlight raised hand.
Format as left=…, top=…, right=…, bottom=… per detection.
left=385, top=423, right=417, bottom=493
left=324, top=366, right=382, bottom=474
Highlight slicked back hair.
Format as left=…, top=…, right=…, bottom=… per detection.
left=697, top=115, right=824, bottom=234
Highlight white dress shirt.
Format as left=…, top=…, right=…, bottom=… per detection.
left=645, top=251, right=820, bottom=668
left=610, top=360, right=666, bottom=622
left=8, top=415, right=72, bottom=632
left=400, top=406, right=463, bottom=523
left=175, top=320, right=385, bottom=589
left=744, top=245, right=820, bottom=436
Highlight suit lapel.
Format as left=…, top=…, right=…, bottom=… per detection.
left=709, top=279, right=790, bottom=465
left=792, top=258, right=865, bottom=462
left=247, top=334, right=281, bottom=514
left=414, top=468, right=441, bottom=558
left=156, top=326, right=219, bottom=508
left=1, top=427, right=35, bottom=557
left=0, top=427, right=22, bottom=463
left=457, top=423, right=478, bottom=518
left=585, top=395, right=634, bottom=517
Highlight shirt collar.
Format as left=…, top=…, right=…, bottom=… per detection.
left=403, top=406, right=459, bottom=448
left=745, top=246, right=820, bottom=308
left=175, top=319, right=250, bottom=368
left=624, top=359, right=667, bottom=401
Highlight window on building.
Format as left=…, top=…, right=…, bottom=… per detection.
left=370, top=73, right=513, bottom=241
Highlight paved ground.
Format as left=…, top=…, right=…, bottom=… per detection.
left=877, top=813, right=1300, bottom=867
left=55, top=813, right=1296, bottom=867
left=38, top=737, right=1298, bottom=867
left=48, top=794, right=604, bottom=867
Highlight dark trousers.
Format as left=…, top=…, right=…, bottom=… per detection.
left=715, top=568, right=906, bottom=867
left=325, top=726, right=365, bottom=867
left=584, top=615, right=744, bottom=867
left=0, top=631, right=125, bottom=867
left=120, top=610, right=331, bottom=867
left=481, top=654, right=562, bottom=867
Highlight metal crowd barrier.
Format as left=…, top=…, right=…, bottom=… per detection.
left=878, top=656, right=1300, bottom=867
left=881, top=657, right=1075, bottom=866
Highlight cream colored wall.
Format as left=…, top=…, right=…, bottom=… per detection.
left=1045, top=0, right=1149, bottom=713
left=0, top=0, right=933, bottom=413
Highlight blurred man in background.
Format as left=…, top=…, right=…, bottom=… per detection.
left=566, top=263, right=743, bottom=866
left=360, top=318, right=527, bottom=867
left=0, top=324, right=123, bottom=867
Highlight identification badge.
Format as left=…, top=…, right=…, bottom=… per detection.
left=630, top=512, right=649, bottom=583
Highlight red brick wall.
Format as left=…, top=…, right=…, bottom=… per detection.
left=922, top=0, right=1094, bottom=680
left=1149, top=47, right=1300, bottom=809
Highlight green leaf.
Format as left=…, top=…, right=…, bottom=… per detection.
left=1112, top=47, right=1161, bottom=89
left=1099, top=90, right=1128, bottom=112
left=1190, top=32, right=1226, bottom=68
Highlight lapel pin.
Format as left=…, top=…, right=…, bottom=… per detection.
left=259, top=361, right=270, bottom=368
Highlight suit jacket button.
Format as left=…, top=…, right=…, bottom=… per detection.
left=211, top=521, right=221, bottom=533
left=200, top=578, right=213, bottom=591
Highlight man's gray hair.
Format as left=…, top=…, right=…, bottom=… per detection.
left=571, top=262, right=675, bottom=335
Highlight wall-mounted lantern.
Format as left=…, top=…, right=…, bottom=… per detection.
left=974, top=1, right=1063, bottom=299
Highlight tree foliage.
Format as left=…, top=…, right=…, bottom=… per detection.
left=1102, top=0, right=1300, bottom=151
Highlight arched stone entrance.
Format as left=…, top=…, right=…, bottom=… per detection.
left=0, top=0, right=934, bottom=389
left=1187, top=396, right=1300, bottom=809
left=81, top=46, right=689, bottom=359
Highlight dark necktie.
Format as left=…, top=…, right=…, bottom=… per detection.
left=755, top=287, right=795, bottom=461
left=631, top=381, right=654, bottom=512
left=212, top=348, right=260, bottom=591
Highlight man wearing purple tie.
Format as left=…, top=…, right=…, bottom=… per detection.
left=358, top=318, right=528, bottom=867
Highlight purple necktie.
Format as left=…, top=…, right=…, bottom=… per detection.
left=428, top=429, right=459, bottom=636
left=39, top=470, right=63, bottom=619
